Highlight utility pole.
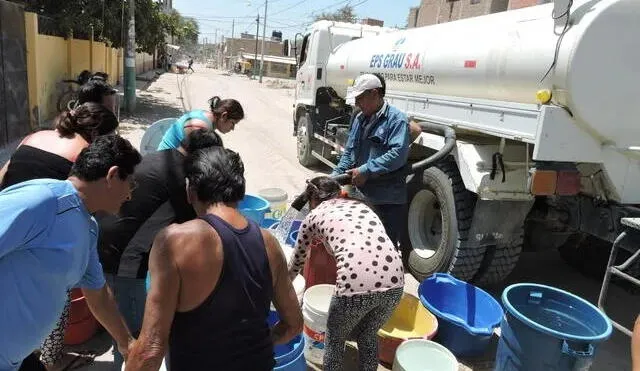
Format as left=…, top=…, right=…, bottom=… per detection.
left=214, top=29, right=218, bottom=68
left=254, top=14, right=259, bottom=77
left=259, top=0, right=268, bottom=83
left=124, top=0, right=136, bottom=112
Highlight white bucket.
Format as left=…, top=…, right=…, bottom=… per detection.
left=259, top=188, right=288, bottom=220
left=392, top=339, right=458, bottom=371
left=302, top=284, right=335, bottom=365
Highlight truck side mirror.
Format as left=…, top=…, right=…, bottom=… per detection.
left=283, top=40, right=290, bottom=57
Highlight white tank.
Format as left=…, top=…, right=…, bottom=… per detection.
left=325, top=0, right=640, bottom=148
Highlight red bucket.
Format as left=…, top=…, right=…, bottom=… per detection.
left=303, top=239, right=336, bottom=288
left=64, top=289, right=99, bottom=345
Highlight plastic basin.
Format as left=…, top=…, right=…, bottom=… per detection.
left=378, top=293, right=439, bottom=365
left=418, top=273, right=503, bottom=356
left=392, top=339, right=457, bottom=371
left=495, top=283, right=612, bottom=370
left=238, top=194, right=270, bottom=225
left=268, top=311, right=306, bottom=370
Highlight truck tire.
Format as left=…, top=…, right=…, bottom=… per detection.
left=402, top=162, right=483, bottom=282
left=296, top=114, right=319, bottom=167
left=472, top=226, right=524, bottom=286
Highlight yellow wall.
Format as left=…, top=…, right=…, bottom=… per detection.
left=25, top=12, right=157, bottom=126
left=36, top=35, right=69, bottom=123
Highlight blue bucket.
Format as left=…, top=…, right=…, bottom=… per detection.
left=262, top=218, right=280, bottom=229
left=495, top=283, right=612, bottom=371
left=418, top=273, right=503, bottom=356
left=268, top=310, right=306, bottom=370
left=238, top=195, right=270, bottom=225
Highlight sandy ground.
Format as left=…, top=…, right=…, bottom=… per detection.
left=66, top=67, right=637, bottom=371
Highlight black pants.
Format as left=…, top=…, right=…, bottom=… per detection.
left=374, top=203, right=408, bottom=248
left=18, top=353, right=46, bottom=371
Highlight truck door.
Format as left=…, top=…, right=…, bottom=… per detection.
left=296, top=31, right=317, bottom=106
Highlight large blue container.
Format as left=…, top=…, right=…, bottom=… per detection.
left=495, top=283, right=612, bottom=371
left=267, top=311, right=306, bottom=370
left=418, top=273, right=503, bottom=356
left=238, top=195, right=270, bottom=225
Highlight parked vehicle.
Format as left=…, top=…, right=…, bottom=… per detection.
left=285, top=0, right=640, bottom=285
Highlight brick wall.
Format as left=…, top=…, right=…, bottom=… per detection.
left=407, top=7, right=419, bottom=28
left=509, top=0, right=543, bottom=9
left=410, top=0, right=509, bottom=27
left=226, top=38, right=283, bottom=59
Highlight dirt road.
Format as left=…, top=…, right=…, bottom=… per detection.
left=83, top=67, right=637, bottom=370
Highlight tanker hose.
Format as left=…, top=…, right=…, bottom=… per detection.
left=410, top=121, right=457, bottom=173
left=290, top=173, right=352, bottom=211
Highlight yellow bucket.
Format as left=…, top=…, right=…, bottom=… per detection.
left=377, top=293, right=439, bottom=365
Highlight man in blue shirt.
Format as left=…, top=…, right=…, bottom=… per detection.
left=332, top=73, right=411, bottom=247
left=0, top=135, right=141, bottom=371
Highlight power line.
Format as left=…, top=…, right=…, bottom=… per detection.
left=269, top=0, right=313, bottom=17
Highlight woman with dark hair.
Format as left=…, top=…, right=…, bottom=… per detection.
left=0, top=102, right=119, bottom=370
left=288, top=176, right=404, bottom=371
left=157, top=96, right=245, bottom=150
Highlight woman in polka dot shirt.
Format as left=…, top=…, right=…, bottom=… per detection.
left=289, top=176, right=404, bottom=371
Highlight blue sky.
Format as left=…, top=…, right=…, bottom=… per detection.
left=172, top=0, right=420, bottom=43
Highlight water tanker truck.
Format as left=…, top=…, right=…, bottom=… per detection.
left=286, top=0, right=640, bottom=285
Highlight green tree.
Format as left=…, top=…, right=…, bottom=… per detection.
left=314, top=5, right=356, bottom=23
left=11, top=0, right=199, bottom=54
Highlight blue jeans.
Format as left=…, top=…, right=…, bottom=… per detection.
left=104, top=274, right=147, bottom=371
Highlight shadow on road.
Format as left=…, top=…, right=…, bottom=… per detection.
left=118, top=93, right=184, bottom=132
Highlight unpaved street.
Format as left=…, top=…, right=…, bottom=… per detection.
left=80, top=67, right=638, bottom=371
left=119, top=68, right=319, bottom=202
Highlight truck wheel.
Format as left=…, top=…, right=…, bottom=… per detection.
left=296, top=114, right=319, bottom=167
left=402, top=162, right=482, bottom=282
left=472, top=226, right=524, bottom=286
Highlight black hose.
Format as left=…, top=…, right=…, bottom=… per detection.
left=291, top=173, right=351, bottom=211
left=410, top=121, right=457, bottom=173
left=290, top=121, right=457, bottom=211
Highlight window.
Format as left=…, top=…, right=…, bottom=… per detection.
left=299, top=34, right=310, bottom=66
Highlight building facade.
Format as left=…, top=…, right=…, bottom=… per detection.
left=225, top=37, right=284, bottom=60
left=407, top=0, right=509, bottom=27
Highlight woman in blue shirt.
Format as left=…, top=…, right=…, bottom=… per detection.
left=157, top=96, right=245, bottom=150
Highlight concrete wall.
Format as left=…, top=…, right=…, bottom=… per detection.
left=24, top=12, right=154, bottom=127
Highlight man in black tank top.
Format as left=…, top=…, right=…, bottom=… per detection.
left=126, top=147, right=303, bottom=371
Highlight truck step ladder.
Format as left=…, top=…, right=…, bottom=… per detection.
left=597, top=217, right=640, bottom=336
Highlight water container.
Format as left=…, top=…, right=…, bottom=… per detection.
left=303, top=239, right=337, bottom=288
left=259, top=188, right=288, bottom=220
left=495, top=283, right=613, bottom=371
left=392, top=339, right=458, bottom=371
left=139, top=118, right=177, bottom=155
left=238, top=194, right=270, bottom=225
left=302, top=284, right=335, bottom=365
left=261, top=218, right=280, bottom=229
left=267, top=311, right=306, bottom=371
left=378, top=293, right=439, bottom=366
left=418, top=273, right=503, bottom=356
